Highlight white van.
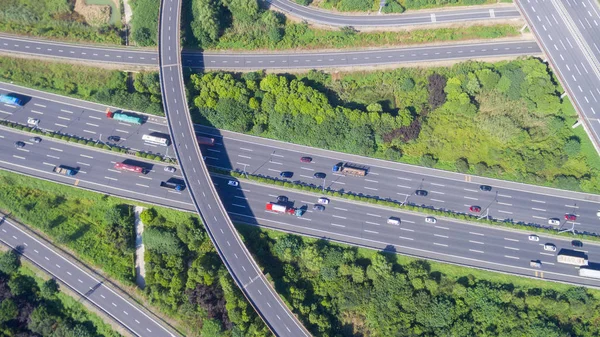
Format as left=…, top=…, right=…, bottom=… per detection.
left=387, top=217, right=401, bottom=225
left=425, top=216, right=437, bottom=224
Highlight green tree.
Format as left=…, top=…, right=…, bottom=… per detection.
left=455, top=158, right=470, bottom=173
left=420, top=154, right=438, bottom=168
left=143, top=228, right=184, bottom=255
left=564, top=137, right=581, bottom=156
left=8, top=274, right=38, bottom=298
left=0, top=250, right=20, bottom=276
left=201, top=319, right=224, bottom=337
left=28, top=306, right=58, bottom=336
left=40, top=278, right=60, bottom=298
left=0, top=299, right=18, bottom=324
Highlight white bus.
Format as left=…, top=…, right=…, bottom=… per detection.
left=142, top=134, right=169, bottom=146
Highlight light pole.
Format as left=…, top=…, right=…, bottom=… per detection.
left=322, top=177, right=326, bottom=193
left=243, top=163, right=248, bottom=178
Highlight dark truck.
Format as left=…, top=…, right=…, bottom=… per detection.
left=160, top=181, right=184, bottom=191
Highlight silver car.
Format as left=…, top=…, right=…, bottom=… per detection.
left=164, top=166, right=176, bottom=173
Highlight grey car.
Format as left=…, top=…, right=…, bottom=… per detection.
left=313, top=204, right=325, bottom=211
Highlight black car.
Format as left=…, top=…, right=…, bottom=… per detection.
left=280, top=171, right=293, bottom=178
left=479, top=185, right=492, bottom=192
left=572, top=240, right=583, bottom=248
left=313, top=204, right=325, bottom=211
left=314, top=172, right=326, bottom=179
left=107, top=136, right=121, bottom=142
left=415, top=190, right=428, bottom=196
left=14, top=141, right=25, bottom=148
left=277, top=196, right=289, bottom=203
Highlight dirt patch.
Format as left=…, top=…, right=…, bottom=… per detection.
left=74, top=0, right=112, bottom=26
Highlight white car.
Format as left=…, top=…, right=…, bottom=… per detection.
left=543, top=243, right=557, bottom=252
left=387, top=217, right=401, bottom=225
left=597, top=211, right=600, bottom=218
left=548, top=218, right=561, bottom=226
left=164, top=166, right=176, bottom=173
left=317, top=197, right=330, bottom=205
left=528, top=234, right=539, bottom=242
left=425, top=216, right=437, bottom=224
left=228, top=180, right=239, bottom=187
left=27, top=117, right=39, bottom=126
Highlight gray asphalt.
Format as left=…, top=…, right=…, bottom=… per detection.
left=0, top=216, right=177, bottom=337
left=0, top=35, right=541, bottom=70
left=0, top=127, right=599, bottom=288
left=515, top=0, right=600, bottom=154
left=268, top=0, right=521, bottom=27
left=157, top=0, right=310, bottom=336
left=2, top=83, right=600, bottom=236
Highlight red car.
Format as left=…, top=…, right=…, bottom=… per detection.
left=300, top=157, right=312, bottom=163
left=469, top=206, right=481, bottom=213
left=565, top=214, right=577, bottom=221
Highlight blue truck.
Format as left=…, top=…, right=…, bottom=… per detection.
left=160, top=181, right=184, bottom=191
left=53, top=165, right=76, bottom=176
left=0, top=94, right=23, bottom=106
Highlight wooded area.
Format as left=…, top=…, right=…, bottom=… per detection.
left=189, top=58, right=600, bottom=193
left=0, top=250, right=120, bottom=337
left=0, top=0, right=122, bottom=44
left=0, top=56, right=163, bottom=115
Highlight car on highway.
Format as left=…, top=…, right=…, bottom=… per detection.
left=300, top=157, right=312, bottom=163
left=29, top=137, right=42, bottom=143
left=543, top=243, right=557, bottom=252
left=317, top=197, right=330, bottom=205
left=548, top=218, right=561, bottom=226
left=14, top=141, right=25, bottom=148
left=277, top=196, right=288, bottom=203
left=387, top=217, right=401, bottom=225
left=469, top=206, right=481, bottom=213
left=530, top=260, right=542, bottom=268
left=415, top=190, right=428, bottom=196
left=597, top=211, right=600, bottom=218
left=280, top=171, right=293, bottom=178
left=164, top=166, right=176, bottom=173
left=314, top=172, right=326, bottom=179
left=27, top=117, right=39, bottom=126
left=528, top=234, right=539, bottom=242
left=572, top=240, right=583, bottom=248
left=313, top=204, right=325, bottom=211
left=565, top=214, right=577, bottom=221
left=228, top=180, right=239, bottom=187
left=107, top=136, right=121, bottom=142
left=479, top=185, right=492, bottom=192
left=425, top=216, right=437, bottom=224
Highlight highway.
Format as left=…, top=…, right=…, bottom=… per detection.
left=2, top=83, right=600, bottom=236
left=515, top=0, right=600, bottom=154
left=268, top=0, right=521, bottom=27
left=0, top=35, right=541, bottom=69
left=0, top=126, right=599, bottom=288
left=0, top=215, right=177, bottom=337
left=157, top=0, right=311, bottom=336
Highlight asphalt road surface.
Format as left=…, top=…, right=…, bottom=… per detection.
left=515, top=0, right=600, bottom=154
left=2, top=83, right=600, bottom=236
left=0, top=35, right=541, bottom=69
left=0, top=216, right=177, bottom=337
left=268, top=0, right=521, bottom=27
left=157, top=0, right=311, bottom=336
left=0, top=127, right=599, bottom=288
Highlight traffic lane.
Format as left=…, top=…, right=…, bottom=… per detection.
left=516, top=1, right=600, bottom=149
left=186, top=41, right=541, bottom=69
left=559, top=0, right=600, bottom=69
left=0, top=86, right=172, bottom=154
left=268, top=0, right=520, bottom=27
left=0, top=35, right=157, bottom=66
left=0, top=218, right=175, bottom=337
left=218, top=177, right=600, bottom=286
left=215, top=176, right=580, bottom=265
left=0, top=127, right=190, bottom=207
left=213, top=134, right=600, bottom=232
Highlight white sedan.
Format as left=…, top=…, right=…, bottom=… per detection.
left=317, top=197, right=330, bottom=204
left=228, top=180, right=239, bottom=187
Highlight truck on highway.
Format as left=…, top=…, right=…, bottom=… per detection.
left=0, top=94, right=23, bottom=106
left=160, top=181, right=184, bottom=191
left=579, top=267, right=600, bottom=279
left=197, top=135, right=215, bottom=146
left=265, top=202, right=304, bottom=217
left=557, top=251, right=589, bottom=266
left=106, top=108, right=142, bottom=125
left=114, top=162, right=146, bottom=174
left=53, top=165, right=76, bottom=176
left=332, top=162, right=368, bottom=176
